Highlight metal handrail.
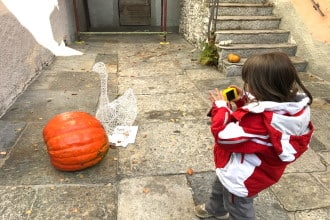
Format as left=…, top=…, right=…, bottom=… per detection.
left=207, top=0, right=220, bottom=42
left=310, top=0, right=325, bottom=16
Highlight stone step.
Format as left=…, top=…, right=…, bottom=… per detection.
left=216, top=3, right=274, bottom=16
left=215, top=29, right=290, bottom=44
left=216, top=16, right=281, bottom=30
left=208, top=0, right=268, bottom=4
left=208, top=0, right=309, bottom=78
left=220, top=56, right=308, bottom=76
left=217, top=43, right=297, bottom=59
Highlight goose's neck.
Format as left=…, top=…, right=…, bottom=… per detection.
left=99, top=73, right=110, bottom=106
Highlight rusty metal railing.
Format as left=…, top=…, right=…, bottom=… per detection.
left=310, top=0, right=325, bottom=16
left=207, top=0, right=220, bottom=42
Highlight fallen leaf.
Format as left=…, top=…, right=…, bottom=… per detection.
left=143, top=188, right=150, bottom=194
left=110, top=144, right=117, bottom=149
left=123, top=131, right=130, bottom=136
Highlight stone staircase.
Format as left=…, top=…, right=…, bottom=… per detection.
left=210, top=0, right=308, bottom=76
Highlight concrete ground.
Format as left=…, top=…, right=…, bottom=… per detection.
left=0, top=34, right=329, bottom=220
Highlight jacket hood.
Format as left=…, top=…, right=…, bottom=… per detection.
left=242, top=94, right=310, bottom=115
left=242, top=94, right=313, bottom=162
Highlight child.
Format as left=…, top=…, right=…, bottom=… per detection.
left=195, top=52, right=314, bottom=220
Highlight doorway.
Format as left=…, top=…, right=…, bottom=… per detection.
left=77, top=0, right=180, bottom=32
left=119, top=0, right=151, bottom=26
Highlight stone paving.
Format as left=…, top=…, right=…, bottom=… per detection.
left=0, top=34, right=329, bottom=220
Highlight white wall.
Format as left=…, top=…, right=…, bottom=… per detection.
left=0, top=0, right=79, bottom=117
left=270, top=0, right=330, bottom=80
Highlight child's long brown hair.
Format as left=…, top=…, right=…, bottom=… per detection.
left=241, top=52, right=313, bottom=104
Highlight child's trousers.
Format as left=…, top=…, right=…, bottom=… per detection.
left=205, top=176, right=256, bottom=220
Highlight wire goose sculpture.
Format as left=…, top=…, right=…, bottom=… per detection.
left=92, top=62, right=137, bottom=138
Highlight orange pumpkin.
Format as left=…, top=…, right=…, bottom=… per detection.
left=227, top=53, right=241, bottom=63
left=43, top=111, right=109, bottom=171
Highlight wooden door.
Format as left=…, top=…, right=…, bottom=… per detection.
left=119, top=0, right=151, bottom=25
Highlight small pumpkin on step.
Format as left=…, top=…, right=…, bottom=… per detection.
left=227, top=53, right=241, bottom=63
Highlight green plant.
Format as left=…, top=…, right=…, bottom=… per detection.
left=199, top=36, right=219, bottom=66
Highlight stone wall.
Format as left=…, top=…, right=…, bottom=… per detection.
left=179, top=0, right=210, bottom=48
left=0, top=0, right=78, bottom=117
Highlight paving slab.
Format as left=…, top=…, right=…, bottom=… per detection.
left=0, top=120, right=26, bottom=158
left=118, top=120, right=214, bottom=177
left=187, top=172, right=290, bottom=220
left=48, top=54, right=96, bottom=72
left=118, top=60, right=186, bottom=77
left=294, top=208, right=330, bottom=220
left=303, top=81, right=330, bottom=101
left=74, top=41, right=109, bottom=55
left=0, top=90, right=99, bottom=122
left=28, top=71, right=107, bottom=92
left=1, top=68, right=118, bottom=123
left=185, top=69, right=246, bottom=104
left=30, top=185, right=117, bottom=220
left=0, top=185, right=117, bottom=220
left=0, top=122, right=118, bottom=185
left=254, top=190, right=290, bottom=220
left=0, top=186, right=36, bottom=219
left=118, top=74, right=198, bottom=95
left=271, top=173, right=330, bottom=211
left=95, top=53, right=118, bottom=74
left=186, top=68, right=223, bottom=81
left=285, top=148, right=326, bottom=173
left=118, top=175, right=198, bottom=220
left=134, top=92, right=210, bottom=124
left=310, top=108, right=330, bottom=151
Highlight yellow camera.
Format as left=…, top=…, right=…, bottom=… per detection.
left=222, top=87, right=238, bottom=101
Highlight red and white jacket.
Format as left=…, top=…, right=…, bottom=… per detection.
left=210, top=94, right=314, bottom=197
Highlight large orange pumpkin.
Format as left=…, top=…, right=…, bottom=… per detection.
left=43, top=111, right=109, bottom=171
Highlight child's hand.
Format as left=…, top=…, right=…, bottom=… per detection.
left=229, top=85, right=244, bottom=101
left=209, top=88, right=225, bottom=103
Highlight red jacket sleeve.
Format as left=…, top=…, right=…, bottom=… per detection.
left=233, top=95, right=248, bottom=108
left=210, top=101, right=232, bottom=138
left=211, top=106, right=270, bottom=154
